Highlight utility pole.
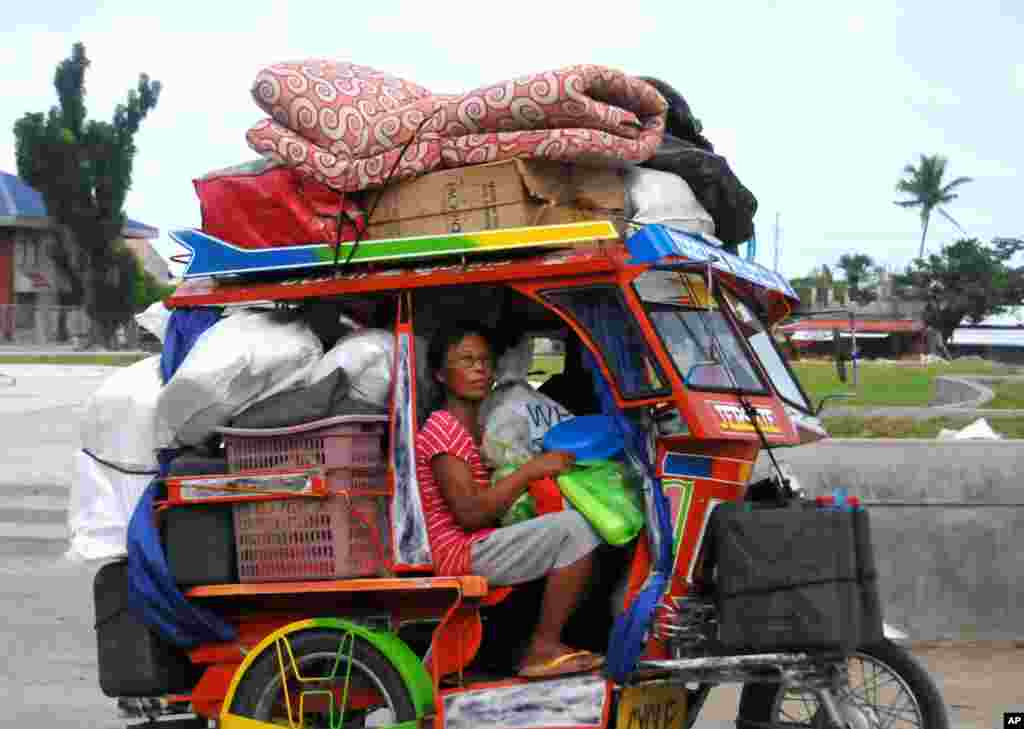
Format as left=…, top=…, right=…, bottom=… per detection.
left=772, top=211, right=782, bottom=273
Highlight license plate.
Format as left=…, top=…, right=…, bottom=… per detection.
left=616, top=684, right=687, bottom=729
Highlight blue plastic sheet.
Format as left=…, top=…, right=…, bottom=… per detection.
left=580, top=345, right=674, bottom=683
left=126, top=449, right=237, bottom=649
left=159, top=307, right=221, bottom=384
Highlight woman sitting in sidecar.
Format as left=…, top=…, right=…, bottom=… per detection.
left=416, top=320, right=615, bottom=679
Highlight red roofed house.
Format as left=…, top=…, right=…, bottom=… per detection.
left=0, top=171, right=161, bottom=344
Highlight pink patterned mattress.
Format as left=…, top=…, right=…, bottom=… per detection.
left=246, top=61, right=667, bottom=193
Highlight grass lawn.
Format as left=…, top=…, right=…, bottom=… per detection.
left=822, top=414, right=1024, bottom=439
left=791, top=359, right=1023, bottom=408
left=984, top=380, right=1024, bottom=409
left=0, top=353, right=150, bottom=366
left=530, top=354, right=565, bottom=380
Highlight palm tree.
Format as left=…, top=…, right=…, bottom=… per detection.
left=894, top=154, right=972, bottom=258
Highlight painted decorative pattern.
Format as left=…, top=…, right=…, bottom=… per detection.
left=246, top=62, right=667, bottom=193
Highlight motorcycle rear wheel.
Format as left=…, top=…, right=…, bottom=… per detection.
left=736, top=639, right=949, bottom=729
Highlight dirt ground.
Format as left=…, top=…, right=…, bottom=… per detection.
left=695, top=641, right=1024, bottom=728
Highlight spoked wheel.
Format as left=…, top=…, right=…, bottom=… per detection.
left=737, top=640, right=949, bottom=729
left=230, top=629, right=418, bottom=729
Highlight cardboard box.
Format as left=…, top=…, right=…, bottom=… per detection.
left=364, top=159, right=625, bottom=239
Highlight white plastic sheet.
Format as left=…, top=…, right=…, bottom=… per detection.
left=156, top=310, right=323, bottom=446
left=135, top=301, right=172, bottom=343
left=312, top=329, right=395, bottom=408
left=67, top=450, right=154, bottom=562
left=72, top=355, right=167, bottom=562
left=626, top=167, right=716, bottom=236
left=81, top=355, right=167, bottom=469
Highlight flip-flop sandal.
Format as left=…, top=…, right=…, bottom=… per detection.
left=518, top=650, right=600, bottom=679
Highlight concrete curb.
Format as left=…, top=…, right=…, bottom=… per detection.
left=931, top=375, right=995, bottom=408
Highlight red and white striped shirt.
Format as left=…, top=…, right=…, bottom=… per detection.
left=415, top=410, right=495, bottom=576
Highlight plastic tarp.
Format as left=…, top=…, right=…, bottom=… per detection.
left=127, top=451, right=237, bottom=649
left=626, top=167, right=715, bottom=237
left=571, top=335, right=674, bottom=683
left=135, top=302, right=173, bottom=344
left=312, top=329, right=395, bottom=409
left=159, top=307, right=222, bottom=384
left=155, top=310, right=323, bottom=446
left=70, top=356, right=167, bottom=562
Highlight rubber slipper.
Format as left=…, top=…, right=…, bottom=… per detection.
left=518, top=650, right=599, bottom=679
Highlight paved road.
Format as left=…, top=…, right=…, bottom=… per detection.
left=0, top=364, right=1015, bottom=728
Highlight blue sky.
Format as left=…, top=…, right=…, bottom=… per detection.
left=2, top=0, right=1021, bottom=279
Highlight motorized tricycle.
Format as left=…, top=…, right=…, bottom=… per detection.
left=107, top=220, right=948, bottom=729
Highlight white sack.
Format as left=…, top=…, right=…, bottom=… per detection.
left=66, top=450, right=154, bottom=562
left=72, top=355, right=167, bottom=562
left=626, top=167, right=716, bottom=237
left=135, top=301, right=172, bottom=343
left=312, top=329, right=395, bottom=408
left=156, top=310, right=322, bottom=446
left=81, top=355, right=167, bottom=469
left=480, top=338, right=573, bottom=467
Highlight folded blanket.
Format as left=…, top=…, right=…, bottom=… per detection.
left=246, top=61, right=667, bottom=193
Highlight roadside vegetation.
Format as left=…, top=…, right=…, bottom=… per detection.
left=0, top=353, right=149, bottom=366
left=821, top=414, right=1024, bottom=439
left=791, top=359, right=1023, bottom=408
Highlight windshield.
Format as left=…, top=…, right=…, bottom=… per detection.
left=719, top=287, right=814, bottom=413
left=632, top=270, right=768, bottom=394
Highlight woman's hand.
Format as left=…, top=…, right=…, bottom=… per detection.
left=523, top=451, right=577, bottom=481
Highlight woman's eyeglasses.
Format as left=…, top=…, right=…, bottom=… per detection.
left=449, top=354, right=495, bottom=371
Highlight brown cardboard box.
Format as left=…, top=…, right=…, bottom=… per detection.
left=364, top=159, right=625, bottom=239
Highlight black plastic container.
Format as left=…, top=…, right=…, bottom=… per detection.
left=708, top=502, right=880, bottom=652
left=94, top=560, right=200, bottom=697
left=162, top=502, right=237, bottom=587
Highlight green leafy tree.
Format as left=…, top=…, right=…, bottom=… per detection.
left=132, top=255, right=176, bottom=311
left=894, top=154, right=972, bottom=259
left=836, top=253, right=880, bottom=306
left=14, top=43, right=161, bottom=347
left=893, top=237, right=1024, bottom=343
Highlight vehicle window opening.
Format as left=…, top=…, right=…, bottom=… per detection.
left=535, top=331, right=602, bottom=417
left=540, top=286, right=671, bottom=402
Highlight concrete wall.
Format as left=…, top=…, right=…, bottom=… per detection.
left=753, top=439, right=1024, bottom=641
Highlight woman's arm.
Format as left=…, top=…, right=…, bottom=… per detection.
left=432, top=452, right=575, bottom=531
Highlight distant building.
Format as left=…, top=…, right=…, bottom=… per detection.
left=0, top=171, right=161, bottom=343
left=950, top=307, right=1024, bottom=364
left=778, top=317, right=927, bottom=360
left=783, top=271, right=929, bottom=359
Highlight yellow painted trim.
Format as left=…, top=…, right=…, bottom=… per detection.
left=219, top=619, right=320, bottom=721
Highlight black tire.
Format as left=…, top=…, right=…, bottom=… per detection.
left=736, top=639, right=949, bottom=728
left=230, top=629, right=418, bottom=728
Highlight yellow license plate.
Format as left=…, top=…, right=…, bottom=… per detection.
left=616, top=684, right=687, bottom=729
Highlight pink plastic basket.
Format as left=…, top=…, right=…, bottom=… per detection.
left=233, top=492, right=391, bottom=583
left=218, top=416, right=389, bottom=494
